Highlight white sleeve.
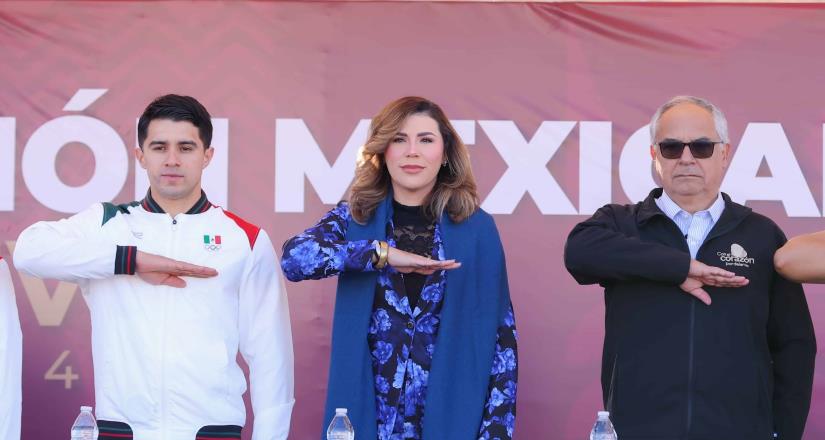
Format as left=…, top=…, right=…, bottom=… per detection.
left=239, top=230, right=295, bottom=440
left=0, top=259, right=22, bottom=440
left=13, top=203, right=124, bottom=282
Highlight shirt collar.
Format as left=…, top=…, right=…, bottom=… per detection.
left=141, top=189, right=212, bottom=215
left=655, top=190, right=724, bottom=223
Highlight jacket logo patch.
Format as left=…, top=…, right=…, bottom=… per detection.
left=717, top=243, right=755, bottom=268
left=203, top=234, right=222, bottom=251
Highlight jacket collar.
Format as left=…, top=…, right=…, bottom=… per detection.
left=140, top=189, right=212, bottom=215
left=638, top=188, right=751, bottom=234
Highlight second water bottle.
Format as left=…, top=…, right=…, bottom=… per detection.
left=70, top=406, right=99, bottom=440
left=589, top=410, right=617, bottom=440
left=326, top=407, right=355, bottom=440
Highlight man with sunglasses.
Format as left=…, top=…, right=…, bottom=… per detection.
left=565, top=96, right=816, bottom=440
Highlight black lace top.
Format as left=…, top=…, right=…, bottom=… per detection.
left=392, top=200, right=435, bottom=309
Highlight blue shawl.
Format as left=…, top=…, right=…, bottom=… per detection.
left=322, top=195, right=510, bottom=439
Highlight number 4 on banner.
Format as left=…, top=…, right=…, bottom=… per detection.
left=45, top=350, right=79, bottom=389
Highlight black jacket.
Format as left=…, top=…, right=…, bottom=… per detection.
left=565, top=189, right=816, bottom=440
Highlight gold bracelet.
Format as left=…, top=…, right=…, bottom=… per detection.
left=375, top=240, right=389, bottom=269
left=371, top=240, right=380, bottom=265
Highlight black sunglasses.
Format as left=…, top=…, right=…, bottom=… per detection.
left=657, top=139, right=723, bottom=159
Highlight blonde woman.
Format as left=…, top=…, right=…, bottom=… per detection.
left=282, top=97, right=517, bottom=440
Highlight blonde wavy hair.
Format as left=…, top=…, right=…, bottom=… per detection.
left=349, top=96, right=479, bottom=224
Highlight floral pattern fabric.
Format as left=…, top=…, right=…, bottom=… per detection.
left=281, top=202, right=517, bottom=440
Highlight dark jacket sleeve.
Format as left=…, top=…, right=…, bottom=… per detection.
left=564, top=204, right=691, bottom=285
left=768, top=232, right=817, bottom=440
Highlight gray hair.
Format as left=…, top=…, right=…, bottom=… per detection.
left=649, top=95, right=729, bottom=144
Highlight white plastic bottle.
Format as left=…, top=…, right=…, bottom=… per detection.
left=326, top=407, right=355, bottom=440
left=589, top=410, right=618, bottom=440
left=70, top=406, right=99, bottom=440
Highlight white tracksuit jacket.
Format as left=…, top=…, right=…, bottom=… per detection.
left=0, top=257, right=22, bottom=440
left=13, top=194, right=294, bottom=440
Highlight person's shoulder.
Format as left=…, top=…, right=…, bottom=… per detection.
left=743, top=209, right=780, bottom=227
left=605, top=188, right=660, bottom=218
left=66, top=201, right=128, bottom=228
left=726, top=199, right=788, bottom=243
left=332, top=200, right=352, bottom=218
left=586, top=201, right=644, bottom=221
left=456, top=208, right=504, bottom=243
left=743, top=210, right=787, bottom=240
left=725, top=197, right=779, bottom=229
left=101, top=200, right=142, bottom=226
left=601, top=201, right=641, bottom=213
left=465, top=207, right=496, bottom=228
left=215, top=207, right=262, bottom=249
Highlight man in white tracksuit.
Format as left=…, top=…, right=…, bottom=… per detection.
left=0, top=256, right=22, bottom=440
left=14, top=95, right=294, bottom=440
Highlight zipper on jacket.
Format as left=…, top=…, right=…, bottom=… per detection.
left=686, top=234, right=723, bottom=438
left=657, top=202, right=744, bottom=439
left=660, top=218, right=695, bottom=438
left=160, top=294, right=169, bottom=440
left=686, top=300, right=695, bottom=436
left=160, top=215, right=179, bottom=439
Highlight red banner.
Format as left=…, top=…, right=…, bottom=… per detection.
left=1, top=1, right=824, bottom=438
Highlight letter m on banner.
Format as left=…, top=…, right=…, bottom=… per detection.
left=274, top=119, right=371, bottom=212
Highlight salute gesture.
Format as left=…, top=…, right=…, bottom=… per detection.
left=385, top=246, right=460, bottom=275
left=679, top=259, right=748, bottom=305
left=136, top=251, right=218, bottom=287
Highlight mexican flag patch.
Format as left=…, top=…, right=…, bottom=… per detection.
left=204, top=234, right=222, bottom=250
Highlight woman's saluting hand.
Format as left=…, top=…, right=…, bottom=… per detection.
left=387, top=247, right=461, bottom=275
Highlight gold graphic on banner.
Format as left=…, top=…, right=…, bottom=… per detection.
left=45, top=350, right=79, bottom=389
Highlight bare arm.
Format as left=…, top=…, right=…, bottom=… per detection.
left=774, top=230, right=825, bottom=283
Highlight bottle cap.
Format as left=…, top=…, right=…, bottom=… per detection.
left=335, top=408, right=348, bottom=414
left=598, top=411, right=610, bottom=418
left=81, top=406, right=93, bottom=412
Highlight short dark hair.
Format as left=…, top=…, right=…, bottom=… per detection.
left=137, top=94, right=213, bottom=148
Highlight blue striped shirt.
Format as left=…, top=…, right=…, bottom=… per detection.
left=655, top=191, right=725, bottom=259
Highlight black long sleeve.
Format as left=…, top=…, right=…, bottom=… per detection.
left=564, top=204, right=691, bottom=286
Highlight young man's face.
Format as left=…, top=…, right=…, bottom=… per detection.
left=135, top=119, right=213, bottom=202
